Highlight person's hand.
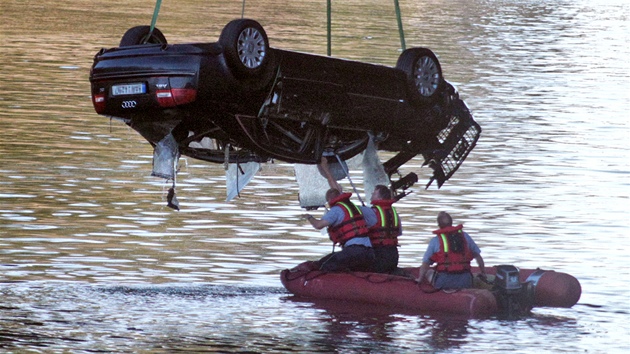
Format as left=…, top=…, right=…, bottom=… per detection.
left=302, top=214, right=314, bottom=221
left=477, top=273, right=489, bottom=283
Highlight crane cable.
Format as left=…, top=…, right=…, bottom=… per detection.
left=394, top=0, right=407, bottom=51
left=327, top=0, right=406, bottom=55
left=146, top=0, right=162, bottom=43
left=148, top=0, right=405, bottom=51
left=240, top=0, right=406, bottom=56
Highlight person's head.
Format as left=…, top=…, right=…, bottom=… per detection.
left=325, top=188, right=341, bottom=203
left=437, top=211, right=453, bottom=228
left=371, top=185, right=392, bottom=202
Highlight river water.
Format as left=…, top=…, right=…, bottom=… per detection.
left=1, top=0, right=628, bottom=352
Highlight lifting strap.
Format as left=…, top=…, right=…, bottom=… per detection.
left=147, top=0, right=163, bottom=43
left=326, top=1, right=406, bottom=55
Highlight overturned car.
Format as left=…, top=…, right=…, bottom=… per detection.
left=89, top=19, right=480, bottom=204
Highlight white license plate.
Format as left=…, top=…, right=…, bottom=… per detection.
left=111, top=83, right=146, bottom=96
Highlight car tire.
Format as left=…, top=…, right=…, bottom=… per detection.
left=334, top=136, right=369, bottom=161
left=119, top=26, right=167, bottom=47
left=396, top=48, right=444, bottom=105
left=219, top=19, right=270, bottom=78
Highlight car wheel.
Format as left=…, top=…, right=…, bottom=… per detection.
left=219, top=19, right=269, bottom=77
left=119, top=26, right=167, bottom=46
left=333, top=135, right=369, bottom=161
left=396, top=48, right=443, bottom=105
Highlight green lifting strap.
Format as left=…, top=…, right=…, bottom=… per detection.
left=326, top=1, right=406, bottom=56
left=394, top=0, right=406, bottom=51
left=148, top=0, right=163, bottom=42
left=146, top=1, right=405, bottom=52
left=327, top=0, right=332, bottom=56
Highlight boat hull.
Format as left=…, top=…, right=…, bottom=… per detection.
left=280, top=261, right=581, bottom=318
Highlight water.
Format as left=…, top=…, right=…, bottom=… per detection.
left=1, top=0, right=629, bottom=352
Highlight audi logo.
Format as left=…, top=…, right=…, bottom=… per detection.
left=121, top=100, right=137, bottom=109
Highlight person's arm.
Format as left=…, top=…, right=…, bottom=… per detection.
left=416, top=238, right=437, bottom=283
left=359, top=206, right=377, bottom=228
left=317, top=156, right=342, bottom=193
left=302, top=213, right=331, bottom=230
left=465, top=232, right=486, bottom=277
left=474, top=253, right=486, bottom=277
left=415, top=261, right=431, bottom=283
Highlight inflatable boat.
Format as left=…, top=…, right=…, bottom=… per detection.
left=280, top=261, right=581, bottom=318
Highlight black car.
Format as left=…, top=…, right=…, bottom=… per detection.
left=89, top=19, right=480, bottom=192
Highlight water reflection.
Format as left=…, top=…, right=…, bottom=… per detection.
left=286, top=297, right=477, bottom=352
left=424, top=318, right=471, bottom=351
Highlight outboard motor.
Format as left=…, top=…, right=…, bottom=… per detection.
left=492, top=265, right=535, bottom=319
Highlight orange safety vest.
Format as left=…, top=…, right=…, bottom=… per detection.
left=368, top=199, right=401, bottom=247
left=429, top=225, right=474, bottom=273
left=327, top=193, right=369, bottom=246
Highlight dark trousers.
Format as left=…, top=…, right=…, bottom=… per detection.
left=373, top=246, right=399, bottom=273
left=319, top=245, right=375, bottom=272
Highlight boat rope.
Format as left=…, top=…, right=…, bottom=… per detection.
left=282, top=265, right=446, bottom=294
left=345, top=271, right=442, bottom=293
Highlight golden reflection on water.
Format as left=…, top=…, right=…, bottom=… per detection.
left=1, top=0, right=629, bottom=294
left=1, top=0, right=629, bottom=352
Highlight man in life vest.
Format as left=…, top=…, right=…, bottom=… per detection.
left=360, top=185, right=402, bottom=273
left=303, top=188, right=375, bottom=272
left=302, top=157, right=375, bottom=272
left=415, top=212, right=486, bottom=289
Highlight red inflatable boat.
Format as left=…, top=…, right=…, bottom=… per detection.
left=280, top=261, right=581, bottom=318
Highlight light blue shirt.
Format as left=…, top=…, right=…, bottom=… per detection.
left=359, top=205, right=377, bottom=228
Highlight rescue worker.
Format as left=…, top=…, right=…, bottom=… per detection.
left=303, top=188, right=375, bottom=272
left=415, top=211, right=486, bottom=289
left=362, top=185, right=402, bottom=273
